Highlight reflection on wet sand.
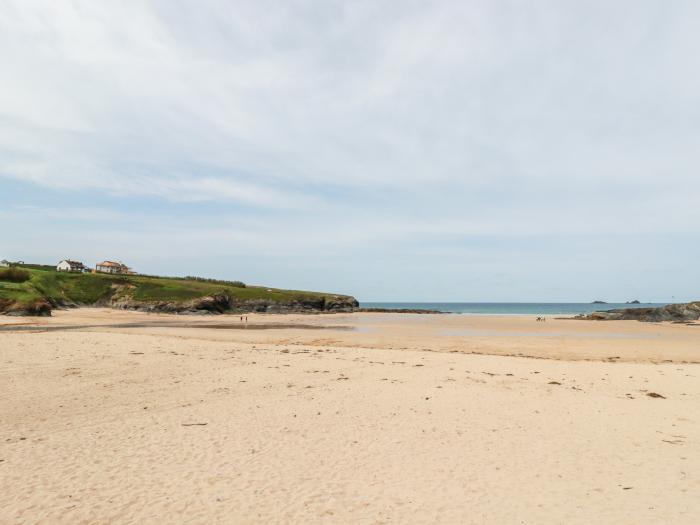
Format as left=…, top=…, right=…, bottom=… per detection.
left=0, top=322, right=354, bottom=333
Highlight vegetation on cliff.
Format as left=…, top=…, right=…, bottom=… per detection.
left=0, top=268, right=31, bottom=283
left=0, top=266, right=358, bottom=316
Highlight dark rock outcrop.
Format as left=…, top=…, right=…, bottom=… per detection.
left=110, top=293, right=232, bottom=314
left=0, top=298, right=52, bottom=316
left=357, top=308, right=445, bottom=314
left=108, top=293, right=359, bottom=315
left=227, top=295, right=359, bottom=314
left=580, top=302, right=700, bottom=322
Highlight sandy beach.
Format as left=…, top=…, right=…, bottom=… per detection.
left=1, top=309, right=699, bottom=523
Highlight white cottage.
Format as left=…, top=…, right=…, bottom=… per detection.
left=0, top=259, right=10, bottom=267
left=57, top=259, right=88, bottom=272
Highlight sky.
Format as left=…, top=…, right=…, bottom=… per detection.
left=1, top=0, right=699, bottom=302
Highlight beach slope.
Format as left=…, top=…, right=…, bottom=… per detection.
left=1, top=310, right=698, bottom=524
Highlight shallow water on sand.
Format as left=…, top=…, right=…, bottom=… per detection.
left=438, top=329, right=660, bottom=339
left=362, top=302, right=668, bottom=315
left=0, top=322, right=354, bottom=333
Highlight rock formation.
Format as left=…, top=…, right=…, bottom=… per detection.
left=93, top=292, right=358, bottom=315
left=580, top=302, right=700, bottom=322
left=1, top=290, right=359, bottom=317
left=0, top=298, right=52, bottom=316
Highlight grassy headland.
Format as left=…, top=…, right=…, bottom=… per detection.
left=0, top=265, right=358, bottom=316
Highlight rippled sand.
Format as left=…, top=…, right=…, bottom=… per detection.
left=1, top=309, right=699, bottom=523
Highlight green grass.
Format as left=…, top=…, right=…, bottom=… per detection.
left=30, top=271, right=116, bottom=303
left=0, top=281, right=41, bottom=302
left=1, top=265, right=351, bottom=312
left=130, top=280, right=217, bottom=301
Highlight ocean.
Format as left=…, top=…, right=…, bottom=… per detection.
left=360, top=302, right=669, bottom=315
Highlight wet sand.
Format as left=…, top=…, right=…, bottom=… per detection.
left=1, top=309, right=699, bottom=523
left=3, top=307, right=698, bottom=363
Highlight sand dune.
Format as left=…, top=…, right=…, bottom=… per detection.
left=1, top=309, right=699, bottom=523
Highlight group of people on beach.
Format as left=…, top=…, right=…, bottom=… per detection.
left=535, top=316, right=547, bottom=322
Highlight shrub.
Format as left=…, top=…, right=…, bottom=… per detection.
left=0, top=268, right=31, bottom=283
left=184, top=276, right=246, bottom=288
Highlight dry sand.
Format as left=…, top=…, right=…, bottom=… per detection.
left=1, top=309, right=699, bottom=524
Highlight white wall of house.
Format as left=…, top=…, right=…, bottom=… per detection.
left=57, top=260, right=72, bottom=272
left=57, top=260, right=86, bottom=272
left=0, top=260, right=9, bottom=267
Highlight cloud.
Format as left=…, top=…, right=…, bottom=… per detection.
left=2, top=1, right=698, bottom=195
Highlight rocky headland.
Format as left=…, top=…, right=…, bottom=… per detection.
left=580, top=301, right=700, bottom=323
left=0, top=266, right=359, bottom=316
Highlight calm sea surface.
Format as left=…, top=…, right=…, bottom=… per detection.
left=360, top=302, right=669, bottom=315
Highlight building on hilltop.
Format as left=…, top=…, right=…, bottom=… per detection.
left=95, top=260, right=131, bottom=274
left=57, top=259, right=88, bottom=273
left=0, top=260, right=10, bottom=268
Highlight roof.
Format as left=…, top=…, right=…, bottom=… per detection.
left=60, top=259, right=85, bottom=267
left=96, top=261, right=129, bottom=268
